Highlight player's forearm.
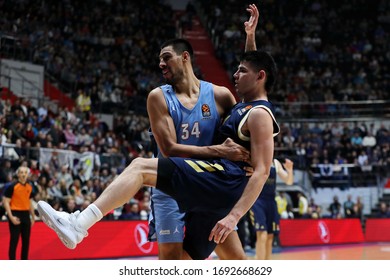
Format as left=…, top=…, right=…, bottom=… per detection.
left=163, top=143, right=222, bottom=159
left=228, top=172, right=269, bottom=221
left=285, top=171, right=294, bottom=185
left=245, top=33, right=257, bottom=51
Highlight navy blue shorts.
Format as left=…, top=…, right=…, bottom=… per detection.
left=156, top=157, right=248, bottom=259
left=250, top=197, right=280, bottom=235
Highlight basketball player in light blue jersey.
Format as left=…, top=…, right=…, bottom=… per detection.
left=147, top=4, right=260, bottom=260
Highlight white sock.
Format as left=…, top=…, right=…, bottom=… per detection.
left=77, top=204, right=103, bottom=231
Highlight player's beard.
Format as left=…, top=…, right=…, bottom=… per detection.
left=164, top=68, right=184, bottom=86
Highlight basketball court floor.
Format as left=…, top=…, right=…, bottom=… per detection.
left=125, top=242, right=390, bottom=260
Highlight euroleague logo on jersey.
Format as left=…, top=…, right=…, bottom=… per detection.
left=317, top=220, right=330, bottom=243
left=134, top=223, right=154, bottom=253
left=201, top=104, right=211, bottom=117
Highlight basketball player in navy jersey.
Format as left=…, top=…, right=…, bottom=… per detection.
left=250, top=158, right=294, bottom=260
left=147, top=4, right=260, bottom=260
left=37, top=48, right=279, bottom=260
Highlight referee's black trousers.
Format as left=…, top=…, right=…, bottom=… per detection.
left=8, top=210, right=31, bottom=260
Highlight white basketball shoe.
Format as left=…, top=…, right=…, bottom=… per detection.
left=37, top=201, right=88, bottom=249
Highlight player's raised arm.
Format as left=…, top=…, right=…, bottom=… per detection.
left=276, top=158, right=294, bottom=185
left=245, top=4, right=259, bottom=52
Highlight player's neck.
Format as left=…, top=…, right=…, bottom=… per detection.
left=241, top=90, right=268, bottom=103
left=173, top=74, right=200, bottom=97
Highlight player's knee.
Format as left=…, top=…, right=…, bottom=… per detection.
left=234, top=251, right=247, bottom=260
left=158, top=243, right=183, bottom=260
left=128, top=157, right=146, bottom=170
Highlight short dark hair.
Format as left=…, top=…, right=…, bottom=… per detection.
left=240, top=50, right=277, bottom=93
left=161, top=38, right=194, bottom=58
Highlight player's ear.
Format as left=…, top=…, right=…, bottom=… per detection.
left=258, top=70, right=266, bottom=80
left=182, top=51, right=190, bottom=62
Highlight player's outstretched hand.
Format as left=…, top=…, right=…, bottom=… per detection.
left=208, top=215, right=237, bottom=244
left=244, top=3, right=259, bottom=36
left=283, top=158, right=294, bottom=171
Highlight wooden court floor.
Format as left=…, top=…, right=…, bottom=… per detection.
left=268, top=242, right=390, bottom=260
left=128, top=242, right=390, bottom=260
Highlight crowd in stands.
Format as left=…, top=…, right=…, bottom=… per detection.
left=0, top=94, right=153, bottom=221
left=198, top=0, right=390, bottom=106
left=276, top=191, right=367, bottom=220
left=1, top=0, right=178, bottom=114
left=0, top=0, right=389, bottom=222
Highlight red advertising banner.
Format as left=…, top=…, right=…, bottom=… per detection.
left=0, top=221, right=158, bottom=260
left=365, top=219, right=390, bottom=242
left=279, top=219, right=364, bottom=247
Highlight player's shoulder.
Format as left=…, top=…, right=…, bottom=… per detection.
left=148, top=86, right=164, bottom=96
left=147, top=87, right=165, bottom=102
left=212, top=84, right=232, bottom=96
left=211, top=84, right=236, bottom=107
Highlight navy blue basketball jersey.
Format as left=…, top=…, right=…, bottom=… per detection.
left=157, top=80, right=220, bottom=158
left=215, top=100, right=280, bottom=151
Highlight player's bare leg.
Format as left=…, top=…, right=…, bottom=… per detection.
left=214, top=231, right=247, bottom=260
left=158, top=243, right=184, bottom=260
left=38, top=157, right=158, bottom=249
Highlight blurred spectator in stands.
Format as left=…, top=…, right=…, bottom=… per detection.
left=283, top=128, right=295, bottom=149
left=328, top=196, right=342, bottom=218
left=297, top=192, right=309, bottom=218
left=76, top=89, right=91, bottom=121
left=47, top=178, right=64, bottom=202
left=357, top=150, right=369, bottom=167
left=77, top=127, right=93, bottom=147
left=47, top=122, right=64, bottom=148
left=4, top=138, right=24, bottom=162
left=351, top=132, right=363, bottom=147
left=0, top=160, right=14, bottom=184
left=295, top=142, right=307, bottom=168
left=55, top=165, right=73, bottom=189
left=362, top=131, right=377, bottom=148
left=376, top=123, right=389, bottom=146
left=308, top=198, right=321, bottom=219
left=69, top=179, right=84, bottom=206
left=118, top=201, right=141, bottom=220
left=47, top=197, right=62, bottom=212
left=23, top=123, right=37, bottom=143
left=63, top=197, right=78, bottom=213
left=343, top=195, right=355, bottom=218
left=377, top=202, right=390, bottom=218
left=275, top=191, right=288, bottom=218
left=139, top=190, right=151, bottom=220
left=319, top=158, right=333, bottom=178
left=39, top=163, right=53, bottom=183
left=63, top=123, right=77, bottom=146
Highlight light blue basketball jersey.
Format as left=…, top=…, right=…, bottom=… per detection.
left=158, top=80, right=220, bottom=153
left=149, top=80, right=220, bottom=243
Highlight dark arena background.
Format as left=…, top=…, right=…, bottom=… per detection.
left=0, top=0, right=389, bottom=260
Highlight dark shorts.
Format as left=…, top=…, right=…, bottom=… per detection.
left=250, top=197, right=280, bottom=235
left=156, top=157, right=248, bottom=259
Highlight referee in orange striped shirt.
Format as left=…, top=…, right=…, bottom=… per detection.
left=3, top=166, right=36, bottom=259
